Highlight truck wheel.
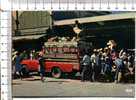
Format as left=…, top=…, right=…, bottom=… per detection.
left=51, top=67, right=62, bottom=78
left=22, top=65, right=29, bottom=77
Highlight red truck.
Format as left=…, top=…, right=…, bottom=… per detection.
left=21, top=42, right=80, bottom=78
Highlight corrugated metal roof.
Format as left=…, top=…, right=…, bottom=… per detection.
left=54, top=12, right=136, bottom=26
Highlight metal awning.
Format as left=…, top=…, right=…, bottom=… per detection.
left=13, top=34, right=46, bottom=41
left=54, top=12, right=136, bottom=26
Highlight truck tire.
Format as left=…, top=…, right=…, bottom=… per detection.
left=51, top=67, right=62, bottom=78
left=21, top=65, right=29, bottom=77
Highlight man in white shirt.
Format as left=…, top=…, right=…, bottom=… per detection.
left=81, top=51, right=91, bottom=82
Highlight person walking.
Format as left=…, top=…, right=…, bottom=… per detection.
left=38, top=52, right=46, bottom=82
left=15, top=52, right=23, bottom=80
left=81, top=51, right=91, bottom=82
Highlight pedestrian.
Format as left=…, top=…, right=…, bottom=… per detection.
left=100, top=47, right=108, bottom=75
left=91, top=49, right=101, bottom=81
left=114, top=56, right=125, bottom=83
left=15, top=52, right=23, bottom=80
left=104, top=53, right=113, bottom=81
left=80, top=51, right=91, bottom=82
left=38, top=52, right=46, bottom=82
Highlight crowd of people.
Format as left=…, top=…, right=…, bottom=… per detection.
left=80, top=40, right=135, bottom=83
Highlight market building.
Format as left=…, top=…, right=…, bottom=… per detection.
left=12, top=11, right=135, bottom=51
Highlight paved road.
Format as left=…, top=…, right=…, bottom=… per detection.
left=12, top=76, right=135, bottom=97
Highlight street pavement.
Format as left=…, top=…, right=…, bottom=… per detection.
left=12, top=76, right=135, bottom=97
